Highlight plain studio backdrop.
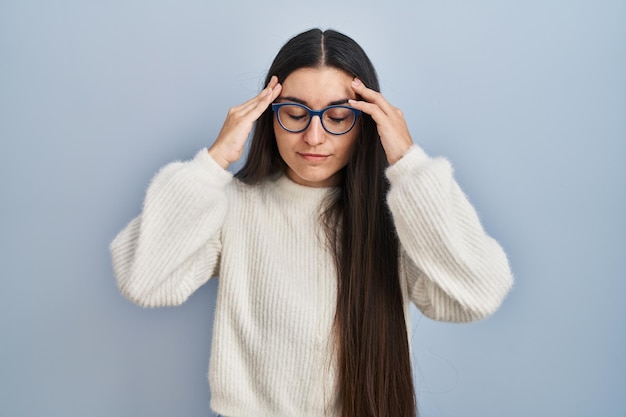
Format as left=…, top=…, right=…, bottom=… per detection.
left=1, top=1, right=624, bottom=416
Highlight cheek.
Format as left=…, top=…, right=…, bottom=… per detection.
left=338, top=131, right=359, bottom=161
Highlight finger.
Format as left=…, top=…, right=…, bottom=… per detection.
left=248, top=76, right=282, bottom=111
left=249, top=79, right=281, bottom=117
left=348, top=96, right=393, bottom=126
left=265, top=76, right=282, bottom=102
left=348, top=98, right=387, bottom=122
left=267, top=75, right=279, bottom=90
left=235, top=77, right=278, bottom=112
left=231, top=77, right=282, bottom=120
left=350, top=78, right=395, bottom=114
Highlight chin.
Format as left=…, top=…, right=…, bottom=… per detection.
left=298, top=170, right=342, bottom=187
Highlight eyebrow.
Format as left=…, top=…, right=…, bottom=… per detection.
left=276, top=96, right=350, bottom=107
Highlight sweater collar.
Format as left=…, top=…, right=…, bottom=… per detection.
left=270, top=174, right=337, bottom=205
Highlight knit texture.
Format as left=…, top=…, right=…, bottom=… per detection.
left=110, top=146, right=513, bottom=417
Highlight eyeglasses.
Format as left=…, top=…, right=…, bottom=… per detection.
left=272, top=102, right=361, bottom=135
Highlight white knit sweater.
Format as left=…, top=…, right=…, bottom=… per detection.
left=110, top=145, right=513, bottom=417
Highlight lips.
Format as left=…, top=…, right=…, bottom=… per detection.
left=298, top=153, right=330, bottom=162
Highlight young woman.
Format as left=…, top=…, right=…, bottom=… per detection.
left=111, top=28, right=513, bottom=417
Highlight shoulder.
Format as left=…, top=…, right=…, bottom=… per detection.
left=227, top=175, right=277, bottom=204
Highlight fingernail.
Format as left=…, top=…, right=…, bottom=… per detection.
left=352, top=78, right=362, bottom=86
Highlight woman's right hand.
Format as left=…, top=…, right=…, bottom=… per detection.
left=208, top=76, right=282, bottom=169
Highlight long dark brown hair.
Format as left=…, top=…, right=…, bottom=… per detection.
left=236, top=28, right=417, bottom=417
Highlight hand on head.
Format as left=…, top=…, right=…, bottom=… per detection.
left=349, top=78, right=413, bottom=165
left=209, top=76, right=282, bottom=169
left=209, top=73, right=414, bottom=172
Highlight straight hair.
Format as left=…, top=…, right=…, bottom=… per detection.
left=236, top=28, right=417, bottom=417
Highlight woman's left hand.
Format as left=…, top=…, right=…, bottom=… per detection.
left=349, top=78, right=413, bottom=165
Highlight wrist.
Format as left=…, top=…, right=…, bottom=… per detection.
left=208, top=146, right=231, bottom=170
left=386, top=141, right=413, bottom=165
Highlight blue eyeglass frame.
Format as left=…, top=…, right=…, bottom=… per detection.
left=271, top=102, right=361, bottom=135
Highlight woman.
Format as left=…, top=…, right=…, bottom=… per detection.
left=111, top=28, right=513, bottom=417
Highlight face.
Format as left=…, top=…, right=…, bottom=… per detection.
left=274, top=66, right=359, bottom=188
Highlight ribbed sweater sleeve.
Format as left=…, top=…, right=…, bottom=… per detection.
left=386, top=146, right=513, bottom=322
left=110, top=149, right=232, bottom=307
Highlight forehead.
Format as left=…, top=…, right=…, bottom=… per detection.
left=280, top=66, right=355, bottom=108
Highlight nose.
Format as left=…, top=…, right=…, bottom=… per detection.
left=302, top=115, right=326, bottom=146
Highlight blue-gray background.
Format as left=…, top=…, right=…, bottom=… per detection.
left=1, top=0, right=624, bottom=416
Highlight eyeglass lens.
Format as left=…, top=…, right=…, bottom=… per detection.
left=277, top=104, right=357, bottom=135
